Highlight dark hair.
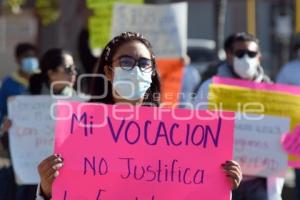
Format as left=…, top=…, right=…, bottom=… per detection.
left=224, top=33, right=237, bottom=53
left=224, top=32, right=260, bottom=53
left=15, top=43, right=37, bottom=59
left=231, top=32, right=260, bottom=51
left=90, top=32, right=161, bottom=106
left=78, top=29, right=98, bottom=74
left=29, top=48, right=71, bottom=94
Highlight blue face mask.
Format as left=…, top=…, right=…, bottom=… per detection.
left=21, top=57, right=39, bottom=74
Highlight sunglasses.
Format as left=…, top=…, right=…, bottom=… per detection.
left=114, top=55, right=153, bottom=73
left=234, top=50, right=258, bottom=58
left=62, top=65, right=78, bottom=75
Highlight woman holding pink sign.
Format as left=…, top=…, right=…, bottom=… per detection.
left=35, top=32, right=242, bottom=200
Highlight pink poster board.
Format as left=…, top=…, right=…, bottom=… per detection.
left=53, top=102, right=234, bottom=200
left=281, top=125, right=300, bottom=168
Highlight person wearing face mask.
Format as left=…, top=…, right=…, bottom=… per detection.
left=193, top=33, right=286, bottom=200
left=0, top=42, right=38, bottom=200
left=193, top=32, right=271, bottom=109
left=219, top=32, right=270, bottom=82
left=29, top=48, right=77, bottom=97
left=2, top=48, right=78, bottom=200
left=35, top=32, right=242, bottom=200
left=276, top=38, right=300, bottom=199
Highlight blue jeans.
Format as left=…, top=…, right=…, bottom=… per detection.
left=232, top=178, right=267, bottom=200
left=0, top=166, right=16, bottom=200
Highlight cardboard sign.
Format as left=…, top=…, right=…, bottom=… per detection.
left=111, top=2, right=187, bottom=58
left=156, top=59, right=185, bottom=106
left=53, top=102, right=234, bottom=200
left=208, top=84, right=300, bottom=168
left=282, top=125, right=300, bottom=155
left=87, top=0, right=144, bottom=49
left=234, top=113, right=289, bottom=177
left=8, top=96, right=55, bottom=184
left=212, top=76, right=300, bottom=95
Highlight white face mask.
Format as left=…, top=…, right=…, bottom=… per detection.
left=233, top=55, right=259, bottom=80
left=112, top=66, right=152, bottom=101
left=61, top=86, right=74, bottom=97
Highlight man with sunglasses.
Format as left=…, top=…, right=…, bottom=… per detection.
left=193, top=32, right=271, bottom=108
left=193, top=33, right=285, bottom=200
left=194, top=33, right=271, bottom=111
left=219, top=32, right=270, bottom=82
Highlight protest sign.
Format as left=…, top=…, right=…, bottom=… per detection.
left=87, top=0, right=143, bottom=9
left=212, top=76, right=300, bottom=95
left=8, top=96, right=55, bottom=184
left=111, top=2, right=187, bottom=58
left=87, top=0, right=144, bottom=49
left=208, top=84, right=300, bottom=168
left=234, top=113, right=289, bottom=177
left=282, top=125, right=300, bottom=156
left=53, top=102, right=234, bottom=200
left=156, top=59, right=184, bottom=106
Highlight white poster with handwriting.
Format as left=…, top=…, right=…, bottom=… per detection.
left=8, top=96, right=55, bottom=184
left=111, top=2, right=187, bottom=58
left=234, top=113, right=290, bottom=177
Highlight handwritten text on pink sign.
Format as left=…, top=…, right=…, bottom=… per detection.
left=53, top=102, right=234, bottom=200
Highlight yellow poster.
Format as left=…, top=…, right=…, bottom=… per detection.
left=208, top=84, right=300, bottom=163
left=35, top=0, right=60, bottom=26
left=87, top=0, right=144, bottom=49
left=87, top=0, right=143, bottom=9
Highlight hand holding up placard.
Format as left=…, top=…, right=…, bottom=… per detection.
left=51, top=102, right=237, bottom=200
left=37, top=154, right=63, bottom=199
left=281, top=125, right=300, bottom=156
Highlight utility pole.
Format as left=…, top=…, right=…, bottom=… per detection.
left=214, top=0, right=228, bottom=60
left=247, top=0, right=256, bottom=35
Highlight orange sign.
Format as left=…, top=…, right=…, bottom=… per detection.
left=156, top=59, right=184, bottom=107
